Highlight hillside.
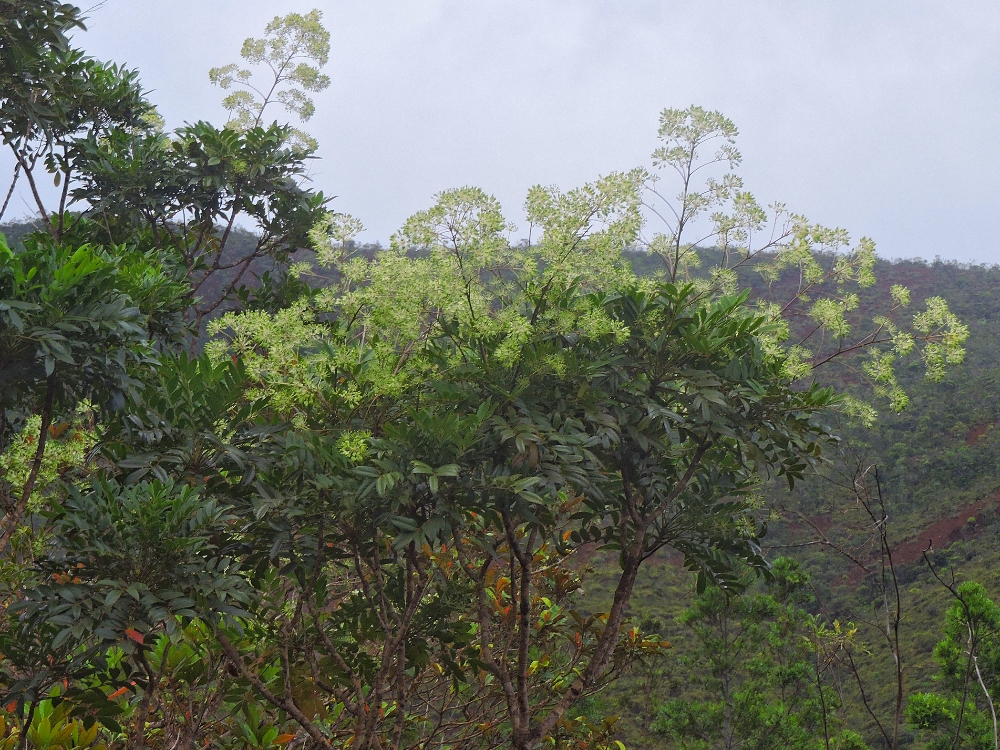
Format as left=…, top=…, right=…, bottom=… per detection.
left=587, top=254, right=1000, bottom=748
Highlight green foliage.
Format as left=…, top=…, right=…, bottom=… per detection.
left=0, top=1, right=145, bottom=148
left=0, top=479, right=251, bottom=736
left=644, top=107, right=968, bottom=424
left=73, top=117, right=328, bottom=334
left=0, top=2, right=329, bottom=345
left=193, top=104, right=970, bottom=745
left=203, top=186, right=836, bottom=748
left=0, top=1, right=81, bottom=81
left=908, top=582, right=1000, bottom=750
left=0, top=693, right=109, bottom=750
left=105, top=353, right=276, bottom=489
left=210, top=9, right=331, bottom=150
left=653, top=558, right=864, bottom=750
left=19, top=478, right=250, bottom=646
left=0, top=233, right=158, bottom=406
left=0, top=405, right=94, bottom=512
left=0, top=229, right=182, bottom=564
left=0, top=5, right=981, bottom=748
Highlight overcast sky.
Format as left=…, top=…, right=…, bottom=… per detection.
left=12, top=1, right=1000, bottom=261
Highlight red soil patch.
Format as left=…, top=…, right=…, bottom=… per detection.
left=890, top=496, right=995, bottom=566
left=575, top=494, right=998, bottom=588
left=841, top=495, right=1000, bottom=585
left=967, top=422, right=995, bottom=445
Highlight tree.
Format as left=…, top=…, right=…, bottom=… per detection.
left=654, top=558, right=867, bottom=750
left=9, top=478, right=252, bottom=746
left=199, top=278, right=833, bottom=749
left=0, top=6, right=973, bottom=745
left=74, top=119, right=327, bottom=338
left=0, top=10, right=328, bottom=743
left=0, top=6, right=331, bottom=345
left=0, top=354, right=281, bottom=748
left=196, top=98, right=968, bottom=742
left=210, top=9, right=331, bottom=151
left=0, top=0, right=151, bottom=235
left=0, top=0, right=82, bottom=222
left=643, top=107, right=968, bottom=423
left=0, top=231, right=184, bottom=557
left=908, top=580, right=1000, bottom=750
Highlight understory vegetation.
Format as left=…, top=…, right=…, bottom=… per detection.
left=1, top=3, right=998, bottom=749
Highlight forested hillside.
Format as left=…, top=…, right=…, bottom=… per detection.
left=598, top=254, right=1000, bottom=749
left=1, top=3, right=998, bottom=750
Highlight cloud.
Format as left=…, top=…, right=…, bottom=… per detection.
left=8, top=0, right=1000, bottom=261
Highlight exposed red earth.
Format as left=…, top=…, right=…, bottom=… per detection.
left=967, top=421, right=995, bottom=446
left=832, top=494, right=1000, bottom=585
left=889, top=495, right=997, bottom=567
left=577, top=492, right=999, bottom=588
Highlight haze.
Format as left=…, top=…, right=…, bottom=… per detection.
left=16, top=1, right=1000, bottom=262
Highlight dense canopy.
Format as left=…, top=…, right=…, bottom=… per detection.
left=0, top=5, right=985, bottom=750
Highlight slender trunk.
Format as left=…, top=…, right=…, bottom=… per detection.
left=518, top=552, right=644, bottom=749
left=131, top=645, right=170, bottom=750
left=876, top=468, right=904, bottom=750
left=0, top=158, right=21, bottom=222
left=55, top=160, right=71, bottom=239
left=16, top=701, right=36, bottom=750
left=524, top=448, right=708, bottom=748
left=219, top=634, right=335, bottom=749
left=722, top=658, right=732, bottom=748
left=18, top=157, right=56, bottom=239
left=973, top=652, right=998, bottom=750
left=815, top=651, right=831, bottom=750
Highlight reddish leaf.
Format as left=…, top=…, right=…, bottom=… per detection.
left=124, top=629, right=144, bottom=645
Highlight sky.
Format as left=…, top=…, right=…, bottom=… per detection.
left=9, top=1, right=1000, bottom=262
